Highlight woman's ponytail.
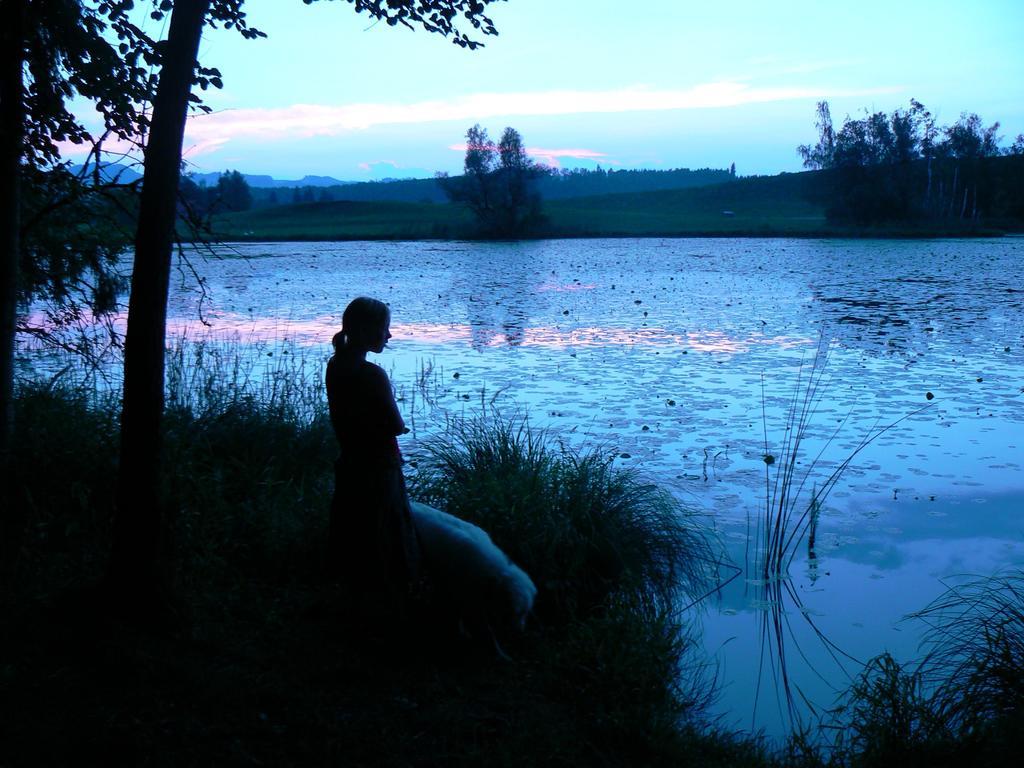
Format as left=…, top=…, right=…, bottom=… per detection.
left=333, top=296, right=389, bottom=353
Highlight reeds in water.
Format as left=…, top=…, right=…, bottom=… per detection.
left=165, top=334, right=328, bottom=422
left=747, top=337, right=929, bottom=733
left=753, top=337, right=928, bottom=580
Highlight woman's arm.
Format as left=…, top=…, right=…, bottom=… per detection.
left=368, top=364, right=406, bottom=436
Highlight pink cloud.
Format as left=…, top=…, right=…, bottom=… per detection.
left=447, top=143, right=608, bottom=168
left=60, top=80, right=893, bottom=165
left=357, top=159, right=400, bottom=171
left=170, top=82, right=891, bottom=159
left=528, top=147, right=607, bottom=168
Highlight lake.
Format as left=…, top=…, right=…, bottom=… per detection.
left=27, top=236, right=1024, bottom=738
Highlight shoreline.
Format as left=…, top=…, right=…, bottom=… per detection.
left=206, top=226, right=1022, bottom=243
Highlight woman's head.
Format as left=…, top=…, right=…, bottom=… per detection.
left=333, top=297, right=391, bottom=354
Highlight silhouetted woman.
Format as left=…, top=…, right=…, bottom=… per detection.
left=326, top=297, right=419, bottom=605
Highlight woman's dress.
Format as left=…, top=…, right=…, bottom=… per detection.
left=326, top=355, right=420, bottom=594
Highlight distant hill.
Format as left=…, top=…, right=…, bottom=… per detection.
left=255, top=176, right=444, bottom=206
left=67, top=164, right=349, bottom=189
left=245, top=166, right=737, bottom=208
left=186, top=171, right=351, bottom=188
left=69, top=162, right=143, bottom=184
left=70, top=163, right=733, bottom=202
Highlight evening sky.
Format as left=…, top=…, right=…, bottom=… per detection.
left=68, top=0, right=1024, bottom=180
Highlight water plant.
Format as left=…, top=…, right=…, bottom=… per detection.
left=747, top=337, right=931, bottom=733
left=753, top=340, right=912, bottom=580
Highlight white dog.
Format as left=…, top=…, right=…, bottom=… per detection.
left=409, top=501, right=537, bottom=639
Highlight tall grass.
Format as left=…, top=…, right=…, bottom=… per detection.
left=408, top=415, right=717, bottom=624
left=6, top=383, right=121, bottom=592
left=8, top=334, right=335, bottom=606
left=6, top=356, right=752, bottom=766
left=160, top=400, right=334, bottom=595
left=827, top=652, right=949, bottom=766
left=812, top=572, right=1024, bottom=766
left=162, top=338, right=335, bottom=600
left=406, top=414, right=727, bottom=755
left=914, top=571, right=1024, bottom=734
left=164, top=334, right=328, bottom=421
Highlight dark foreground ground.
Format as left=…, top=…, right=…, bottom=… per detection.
left=2, top=387, right=1021, bottom=767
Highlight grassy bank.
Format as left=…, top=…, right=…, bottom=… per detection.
left=210, top=198, right=473, bottom=240
left=210, top=172, right=1022, bottom=241
left=1, top=382, right=751, bottom=767
left=2, top=368, right=1022, bottom=765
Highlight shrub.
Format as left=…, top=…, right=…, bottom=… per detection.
left=408, top=416, right=716, bottom=624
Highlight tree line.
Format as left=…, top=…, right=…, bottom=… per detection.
left=184, top=174, right=344, bottom=212
left=179, top=169, right=253, bottom=217
left=238, top=164, right=736, bottom=209
left=540, top=164, right=734, bottom=199
left=797, top=99, right=1024, bottom=225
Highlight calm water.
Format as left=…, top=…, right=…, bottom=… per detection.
left=28, top=237, right=1024, bottom=737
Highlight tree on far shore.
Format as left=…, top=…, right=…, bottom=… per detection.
left=797, top=99, right=1020, bottom=225
left=438, top=124, right=545, bottom=237
left=180, top=169, right=253, bottom=220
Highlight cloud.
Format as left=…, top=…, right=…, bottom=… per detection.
left=527, top=147, right=607, bottom=168
left=59, top=80, right=895, bottom=165
left=357, top=160, right=398, bottom=171
left=447, top=143, right=608, bottom=168
left=178, top=82, right=895, bottom=158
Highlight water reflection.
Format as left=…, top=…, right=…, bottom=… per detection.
left=710, top=489, right=1024, bottom=738
left=85, top=309, right=818, bottom=356
left=749, top=575, right=860, bottom=732
left=450, top=241, right=537, bottom=351
left=807, top=242, right=1024, bottom=361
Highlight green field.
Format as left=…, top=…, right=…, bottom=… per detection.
left=211, top=171, right=1015, bottom=240
left=211, top=198, right=473, bottom=240
left=544, top=173, right=828, bottom=235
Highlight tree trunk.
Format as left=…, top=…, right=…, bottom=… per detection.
left=107, top=0, right=210, bottom=602
left=948, top=165, right=959, bottom=219
left=924, top=156, right=932, bottom=205
left=0, top=0, right=25, bottom=580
